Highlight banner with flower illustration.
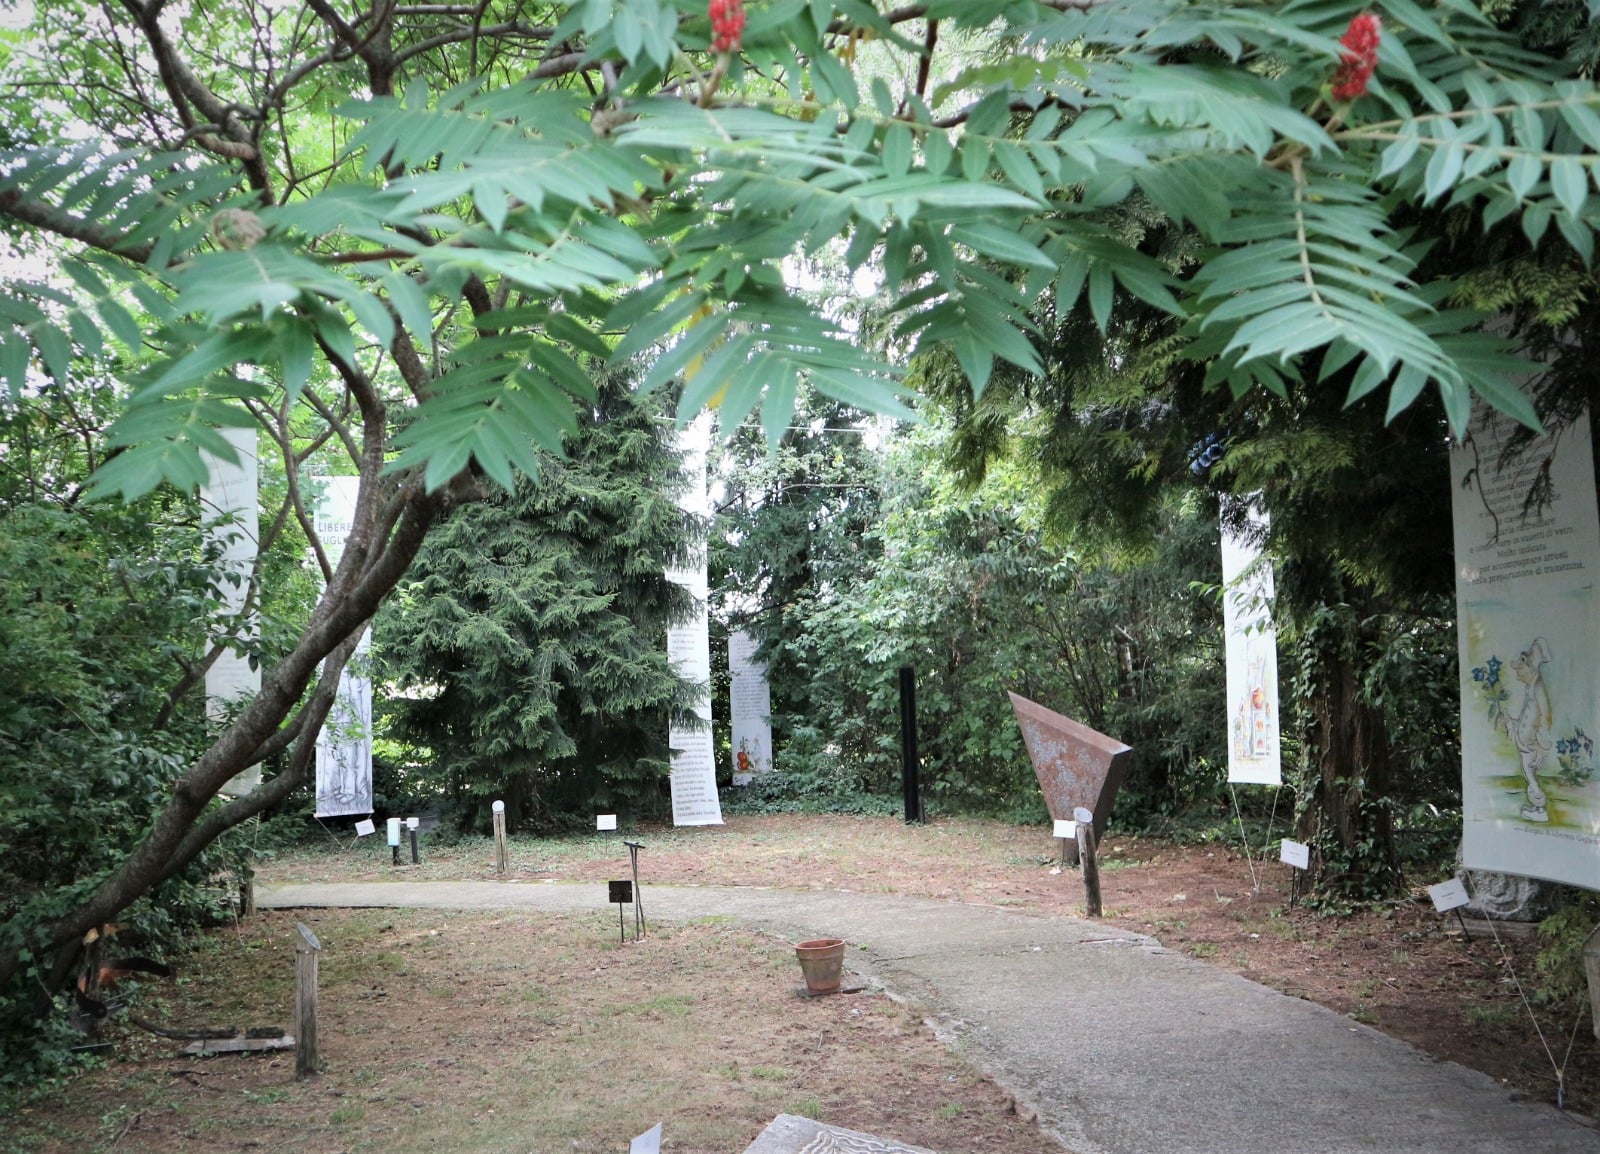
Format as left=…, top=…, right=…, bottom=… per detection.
left=728, top=629, right=772, bottom=786
left=1452, top=404, right=1600, bottom=890
left=1222, top=501, right=1281, bottom=786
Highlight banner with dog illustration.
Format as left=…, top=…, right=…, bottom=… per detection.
left=1452, top=403, right=1600, bottom=890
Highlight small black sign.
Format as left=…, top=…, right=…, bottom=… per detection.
left=608, top=880, right=633, bottom=904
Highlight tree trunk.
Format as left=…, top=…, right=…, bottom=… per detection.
left=1295, top=609, right=1400, bottom=900
left=0, top=480, right=459, bottom=998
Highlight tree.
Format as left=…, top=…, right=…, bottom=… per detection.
left=374, top=374, right=697, bottom=831
left=3, top=0, right=1599, bottom=1000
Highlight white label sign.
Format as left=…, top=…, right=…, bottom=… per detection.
left=596, top=814, right=618, bottom=831
left=1428, top=878, right=1472, bottom=913
left=1279, top=839, right=1310, bottom=870
left=354, top=819, right=376, bottom=837
left=1053, top=819, right=1077, bottom=839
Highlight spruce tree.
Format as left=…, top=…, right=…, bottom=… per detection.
left=375, top=377, right=698, bottom=832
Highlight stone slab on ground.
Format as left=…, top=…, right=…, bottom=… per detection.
left=742, top=1113, right=937, bottom=1154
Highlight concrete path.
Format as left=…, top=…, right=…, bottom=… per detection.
left=259, top=880, right=1598, bottom=1154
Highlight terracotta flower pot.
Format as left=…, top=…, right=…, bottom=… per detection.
left=794, top=937, right=846, bottom=994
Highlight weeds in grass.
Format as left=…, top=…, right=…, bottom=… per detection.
left=1465, top=1003, right=1522, bottom=1028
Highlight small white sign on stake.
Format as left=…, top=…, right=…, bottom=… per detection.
left=1280, top=839, right=1311, bottom=871
left=630, top=1123, right=663, bottom=1154
left=1428, top=877, right=1472, bottom=913
left=405, top=816, right=420, bottom=830
left=1053, top=819, right=1077, bottom=839
left=353, top=819, right=376, bottom=837
left=596, top=814, right=618, bottom=831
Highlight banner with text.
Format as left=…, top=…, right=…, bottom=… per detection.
left=1222, top=502, right=1281, bottom=786
left=666, top=414, right=723, bottom=825
left=728, top=629, right=773, bottom=785
left=313, top=476, right=374, bottom=818
left=1453, top=404, right=1600, bottom=889
left=200, top=427, right=262, bottom=796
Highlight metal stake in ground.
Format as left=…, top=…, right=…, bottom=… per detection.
left=608, top=880, right=634, bottom=944
left=898, top=665, right=922, bottom=824
left=624, top=840, right=646, bottom=938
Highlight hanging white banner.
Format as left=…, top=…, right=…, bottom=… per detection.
left=313, top=476, right=374, bottom=818
left=665, top=414, right=723, bottom=826
left=201, top=427, right=262, bottom=796
left=728, top=629, right=773, bottom=785
left=1222, top=502, right=1282, bottom=786
left=1452, top=403, right=1600, bottom=889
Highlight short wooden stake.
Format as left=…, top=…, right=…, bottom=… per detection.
left=492, top=807, right=508, bottom=874
left=240, top=872, right=255, bottom=918
left=1077, top=822, right=1103, bottom=918
left=294, top=923, right=321, bottom=1080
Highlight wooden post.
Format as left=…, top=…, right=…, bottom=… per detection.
left=492, top=803, right=508, bottom=874
left=1077, top=822, right=1103, bottom=918
left=240, top=868, right=255, bottom=917
left=294, top=923, right=321, bottom=1079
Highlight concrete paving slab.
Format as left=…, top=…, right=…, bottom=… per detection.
left=259, top=880, right=1599, bottom=1154
left=742, top=1113, right=937, bottom=1154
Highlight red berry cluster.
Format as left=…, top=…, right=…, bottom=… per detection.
left=1331, top=13, right=1381, bottom=101
left=710, top=0, right=745, bottom=53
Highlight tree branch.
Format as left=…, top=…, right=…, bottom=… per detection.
left=0, top=190, right=154, bottom=264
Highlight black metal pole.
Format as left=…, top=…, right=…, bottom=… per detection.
left=898, top=665, right=921, bottom=824
left=410, top=826, right=419, bottom=865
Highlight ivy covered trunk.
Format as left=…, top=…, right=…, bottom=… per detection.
left=1293, top=602, right=1401, bottom=902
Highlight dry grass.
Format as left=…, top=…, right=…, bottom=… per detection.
left=4, top=906, right=1062, bottom=1154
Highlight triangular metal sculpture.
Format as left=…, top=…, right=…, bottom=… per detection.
left=1008, top=692, right=1132, bottom=834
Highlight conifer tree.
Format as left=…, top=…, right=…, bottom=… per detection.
left=375, top=375, right=698, bottom=831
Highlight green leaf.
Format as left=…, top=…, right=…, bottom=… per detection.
left=32, top=324, right=72, bottom=383
left=883, top=124, right=913, bottom=178
left=0, top=334, right=28, bottom=399
left=1423, top=140, right=1465, bottom=203
left=950, top=223, right=1055, bottom=272
left=1506, top=153, right=1540, bottom=201
left=1549, top=156, right=1588, bottom=219
left=279, top=318, right=315, bottom=401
